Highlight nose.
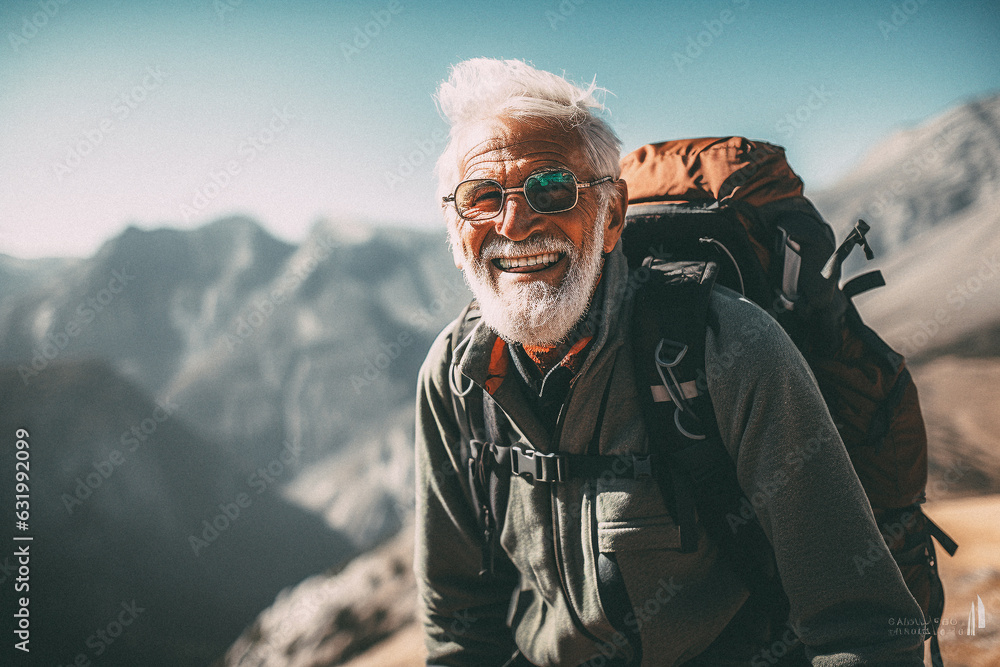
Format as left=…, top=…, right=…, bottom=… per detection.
left=494, top=191, right=545, bottom=241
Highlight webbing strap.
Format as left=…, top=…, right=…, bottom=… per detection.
left=449, top=301, right=512, bottom=578
left=925, top=514, right=959, bottom=557
left=930, top=634, right=944, bottom=667
left=778, top=227, right=803, bottom=308
left=483, top=444, right=655, bottom=484
left=651, top=380, right=700, bottom=403
left=668, top=467, right=699, bottom=553
left=842, top=270, right=886, bottom=299
left=632, top=260, right=722, bottom=554
left=925, top=515, right=949, bottom=667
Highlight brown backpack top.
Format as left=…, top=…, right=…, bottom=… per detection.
left=621, top=136, right=803, bottom=206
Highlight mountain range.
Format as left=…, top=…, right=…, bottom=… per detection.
left=0, top=218, right=468, bottom=665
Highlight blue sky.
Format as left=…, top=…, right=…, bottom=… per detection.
left=1, top=0, right=997, bottom=258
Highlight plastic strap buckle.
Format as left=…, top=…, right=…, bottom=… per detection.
left=511, top=446, right=567, bottom=483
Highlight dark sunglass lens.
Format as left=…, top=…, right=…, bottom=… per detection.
left=526, top=172, right=577, bottom=212
left=456, top=180, right=503, bottom=219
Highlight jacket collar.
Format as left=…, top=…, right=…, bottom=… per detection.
left=455, top=242, right=632, bottom=428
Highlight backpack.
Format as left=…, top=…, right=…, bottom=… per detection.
left=449, top=136, right=957, bottom=665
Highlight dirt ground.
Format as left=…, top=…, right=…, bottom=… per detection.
left=924, top=494, right=1000, bottom=667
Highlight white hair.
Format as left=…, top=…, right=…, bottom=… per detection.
left=434, top=58, right=622, bottom=201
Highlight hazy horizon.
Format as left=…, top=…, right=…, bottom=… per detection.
left=2, top=0, right=998, bottom=259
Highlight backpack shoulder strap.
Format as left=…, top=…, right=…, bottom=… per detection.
left=631, top=259, right=785, bottom=605
left=447, top=300, right=512, bottom=577
left=631, top=259, right=719, bottom=553
left=631, top=258, right=719, bottom=435
left=449, top=299, right=485, bottom=446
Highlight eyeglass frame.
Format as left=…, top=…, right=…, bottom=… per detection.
left=442, top=169, right=615, bottom=222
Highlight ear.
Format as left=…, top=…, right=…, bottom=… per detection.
left=602, top=179, right=629, bottom=254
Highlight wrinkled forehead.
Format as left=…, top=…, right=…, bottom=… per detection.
left=454, top=118, right=591, bottom=185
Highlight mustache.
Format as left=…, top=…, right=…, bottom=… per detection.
left=478, top=234, right=575, bottom=262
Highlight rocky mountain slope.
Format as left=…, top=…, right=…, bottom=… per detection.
left=0, top=361, right=353, bottom=666
left=221, top=525, right=417, bottom=667
left=0, top=218, right=467, bottom=665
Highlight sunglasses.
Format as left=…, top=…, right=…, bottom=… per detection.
left=443, top=169, right=613, bottom=221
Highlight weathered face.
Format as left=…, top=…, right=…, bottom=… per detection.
left=444, top=118, right=626, bottom=346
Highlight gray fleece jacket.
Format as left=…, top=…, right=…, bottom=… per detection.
left=414, top=243, right=925, bottom=666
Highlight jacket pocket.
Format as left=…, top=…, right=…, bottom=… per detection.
left=594, top=478, right=683, bottom=552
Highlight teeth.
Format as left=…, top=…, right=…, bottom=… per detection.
left=496, top=252, right=561, bottom=270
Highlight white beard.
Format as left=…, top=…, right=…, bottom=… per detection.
left=453, top=207, right=608, bottom=347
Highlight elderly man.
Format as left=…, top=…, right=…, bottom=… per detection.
left=414, top=58, right=925, bottom=667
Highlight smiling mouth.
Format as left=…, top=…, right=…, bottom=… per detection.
left=492, top=252, right=564, bottom=273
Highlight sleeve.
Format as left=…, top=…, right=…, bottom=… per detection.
left=704, top=291, right=926, bottom=666
left=414, top=326, right=520, bottom=666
